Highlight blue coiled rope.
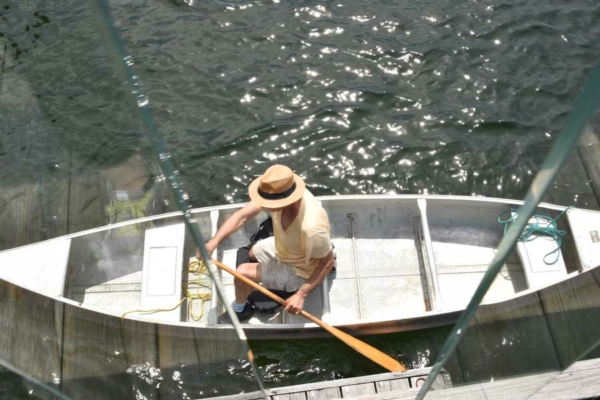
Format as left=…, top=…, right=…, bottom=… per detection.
left=497, top=206, right=573, bottom=265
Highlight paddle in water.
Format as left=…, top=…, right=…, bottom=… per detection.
left=211, top=258, right=408, bottom=372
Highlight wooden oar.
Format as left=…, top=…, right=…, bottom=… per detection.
left=211, top=258, right=407, bottom=372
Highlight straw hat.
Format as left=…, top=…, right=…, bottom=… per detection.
left=248, top=165, right=306, bottom=209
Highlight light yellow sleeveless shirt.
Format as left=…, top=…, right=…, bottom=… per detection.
left=269, top=190, right=332, bottom=279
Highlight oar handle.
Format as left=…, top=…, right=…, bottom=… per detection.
left=210, top=258, right=408, bottom=372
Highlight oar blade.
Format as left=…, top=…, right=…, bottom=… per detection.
left=320, top=323, right=407, bottom=372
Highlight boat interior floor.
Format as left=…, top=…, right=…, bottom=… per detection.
left=57, top=197, right=584, bottom=327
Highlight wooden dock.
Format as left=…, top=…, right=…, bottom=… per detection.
left=208, top=358, right=600, bottom=400
left=352, top=357, right=600, bottom=399
left=208, top=368, right=451, bottom=400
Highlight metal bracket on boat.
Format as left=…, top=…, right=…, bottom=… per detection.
left=417, top=199, right=444, bottom=311
left=347, top=213, right=364, bottom=319
left=414, top=216, right=432, bottom=312
left=207, top=210, right=221, bottom=326
left=320, top=276, right=331, bottom=323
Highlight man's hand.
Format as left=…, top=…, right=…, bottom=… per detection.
left=196, top=240, right=217, bottom=260
left=194, top=202, right=262, bottom=261
left=283, top=292, right=306, bottom=315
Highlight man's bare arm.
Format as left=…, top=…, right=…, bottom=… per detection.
left=197, top=202, right=262, bottom=257
left=284, top=250, right=334, bottom=314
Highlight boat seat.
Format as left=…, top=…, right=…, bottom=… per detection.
left=515, top=214, right=567, bottom=290
left=140, top=223, right=186, bottom=322
left=566, top=208, right=600, bottom=271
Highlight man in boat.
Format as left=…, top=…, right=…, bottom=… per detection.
left=198, top=164, right=335, bottom=322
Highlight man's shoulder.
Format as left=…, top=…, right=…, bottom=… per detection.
left=302, top=211, right=330, bottom=237
left=303, top=190, right=328, bottom=213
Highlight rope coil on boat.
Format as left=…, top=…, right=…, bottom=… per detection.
left=497, top=206, right=573, bottom=265
left=121, top=259, right=212, bottom=321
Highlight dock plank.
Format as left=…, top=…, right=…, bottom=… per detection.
left=306, top=387, right=341, bottom=399
left=209, top=392, right=266, bottom=400
left=374, top=380, right=391, bottom=392
left=373, top=377, right=415, bottom=393
left=273, top=393, right=307, bottom=400
left=347, top=359, right=600, bottom=399
left=479, top=372, right=557, bottom=400
left=208, top=369, right=441, bottom=400
left=340, top=383, right=377, bottom=397
left=529, top=358, right=600, bottom=400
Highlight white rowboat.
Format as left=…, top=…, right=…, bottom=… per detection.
left=1, top=195, right=599, bottom=339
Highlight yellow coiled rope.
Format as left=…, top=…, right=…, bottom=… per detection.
left=185, top=259, right=213, bottom=321
left=121, top=259, right=212, bottom=321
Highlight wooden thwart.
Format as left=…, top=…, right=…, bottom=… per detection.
left=211, top=259, right=407, bottom=372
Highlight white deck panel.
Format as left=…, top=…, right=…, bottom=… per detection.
left=355, top=239, right=421, bottom=273
left=140, top=223, right=185, bottom=322
left=0, top=237, right=71, bottom=297
left=80, top=291, right=142, bottom=317
left=360, top=276, right=426, bottom=320
left=517, top=238, right=567, bottom=289
left=328, top=277, right=361, bottom=324
left=354, top=238, right=425, bottom=320
left=71, top=271, right=143, bottom=316
left=327, top=238, right=360, bottom=323
left=438, top=267, right=526, bottom=310
left=432, top=241, right=527, bottom=308
left=515, top=213, right=568, bottom=290
left=433, top=242, right=499, bottom=268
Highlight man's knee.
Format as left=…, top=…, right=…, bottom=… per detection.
left=248, top=246, right=256, bottom=261
left=236, top=262, right=261, bottom=282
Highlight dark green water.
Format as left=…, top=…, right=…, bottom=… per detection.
left=3, top=0, right=600, bottom=206
left=2, top=0, right=600, bottom=398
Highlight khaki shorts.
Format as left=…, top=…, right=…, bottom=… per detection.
left=253, top=237, right=306, bottom=292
